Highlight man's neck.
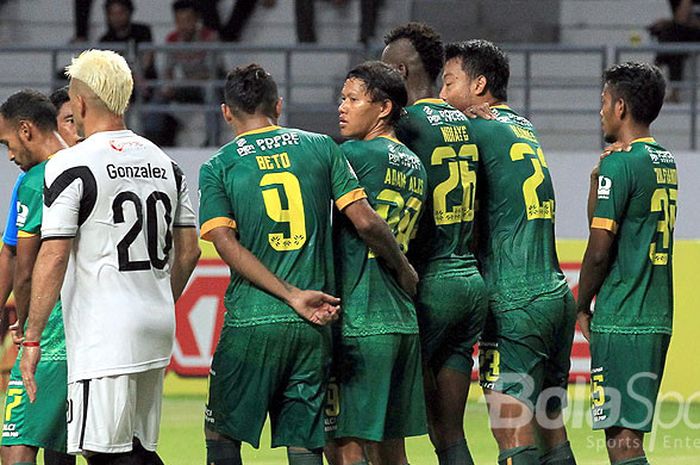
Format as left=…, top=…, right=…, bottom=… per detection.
left=407, top=83, right=436, bottom=106
left=233, top=116, right=277, bottom=137
left=363, top=123, right=394, bottom=141
left=615, top=123, right=652, bottom=146
left=33, top=132, right=66, bottom=163
left=83, top=116, right=128, bottom=139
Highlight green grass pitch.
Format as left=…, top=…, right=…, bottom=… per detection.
left=34, top=375, right=700, bottom=464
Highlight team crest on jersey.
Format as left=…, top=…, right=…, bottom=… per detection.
left=597, top=176, right=612, bottom=199
left=15, top=201, right=28, bottom=228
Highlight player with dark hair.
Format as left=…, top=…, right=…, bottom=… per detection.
left=440, top=40, right=577, bottom=465
left=0, top=90, right=75, bottom=465
left=49, top=86, right=81, bottom=147
left=327, top=60, right=427, bottom=465
left=578, top=62, right=674, bottom=465
left=382, top=23, right=487, bottom=465
left=201, top=63, right=418, bottom=465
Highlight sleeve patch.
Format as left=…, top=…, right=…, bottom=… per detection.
left=597, top=176, right=612, bottom=200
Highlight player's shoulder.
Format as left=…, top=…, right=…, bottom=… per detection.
left=287, top=127, right=337, bottom=148
left=19, top=160, right=47, bottom=192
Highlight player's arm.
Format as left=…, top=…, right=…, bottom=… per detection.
left=22, top=237, right=72, bottom=402
left=170, top=226, right=200, bottom=301
left=206, top=226, right=339, bottom=325
left=343, top=199, right=418, bottom=296
left=0, top=243, right=16, bottom=313
left=576, top=229, right=614, bottom=340
left=587, top=169, right=598, bottom=226
left=13, top=234, right=41, bottom=337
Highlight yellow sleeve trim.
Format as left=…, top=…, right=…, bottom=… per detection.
left=17, top=231, right=38, bottom=238
left=200, top=217, right=237, bottom=241
left=335, top=188, right=367, bottom=211
left=591, top=217, right=618, bottom=233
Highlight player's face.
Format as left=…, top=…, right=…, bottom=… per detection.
left=174, top=9, right=198, bottom=40
left=338, top=78, right=385, bottom=139
left=440, top=58, right=474, bottom=111
left=600, top=84, right=620, bottom=143
left=56, top=102, right=80, bottom=147
left=0, top=116, right=33, bottom=171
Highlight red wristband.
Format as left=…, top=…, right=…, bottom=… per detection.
left=21, top=341, right=40, bottom=347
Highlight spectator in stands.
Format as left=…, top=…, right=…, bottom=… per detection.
left=154, top=0, right=223, bottom=146
left=198, top=0, right=276, bottom=42
left=650, top=0, right=700, bottom=101
left=99, top=0, right=157, bottom=89
left=296, top=0, right=384, bottom=44
left=73, top=0, right=94, bottom=42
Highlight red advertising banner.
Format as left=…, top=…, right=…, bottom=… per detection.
left=170, top=260, right=590, bottom=381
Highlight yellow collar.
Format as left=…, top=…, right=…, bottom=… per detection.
left=492, top=104, right=511, bottom=110
left=378, top=135, right=402, bottom=144
left=236, top=125, right=281, bottom=139
left=414, top=98, right=444, bottom=105
left=630, top=137, right=656, bottom=144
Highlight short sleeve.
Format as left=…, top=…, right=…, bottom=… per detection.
left=591, top=156, right=630, bottom=234
left=41, top=160, right=91, bottom=239
left=2, top=173, right=24, bottom=246
left=172, top=163, right=197, bottom=228
left=16, top=176, right=43, bottom=237
left=330, top=139, right=365, bottom=211
left=198, top=161, right=236, bottom=241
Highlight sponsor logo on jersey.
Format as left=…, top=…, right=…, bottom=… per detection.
left=109, top=139, right=145, bottom=152
left=15, top=202, right=28, bottom=228
left=597, top=176, right=612, bottom=199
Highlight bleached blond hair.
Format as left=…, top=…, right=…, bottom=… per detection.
left=66, top=49, right=134, bottom=115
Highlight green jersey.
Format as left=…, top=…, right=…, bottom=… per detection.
left=15, top=160, right=66, bottom=361
left=336, top=136, right=427, bottom=336
left=199, top=125, right=365, bottom=327
left=470, top=105, right=567, bottom=309
left=591, top=138, right=677, bottom=335
left=396, top=98, right=479, bottom=275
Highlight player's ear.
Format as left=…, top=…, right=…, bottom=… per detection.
left=274, top=97, right=283, bottom=119
left=221, top=103, right=233, bottom=125
left=474, top=75, right=488, bottom=96
left=397, top=63, right=408, bottom=80
left=18, top=120, right=32, bottom=142
left=615, top=97, right=626, bottom=120
left=378, top=99, right=393, bottom=122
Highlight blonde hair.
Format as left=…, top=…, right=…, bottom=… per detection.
left=66, top=49, right=134, bottom=115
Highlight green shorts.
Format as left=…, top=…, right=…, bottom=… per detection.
left=417, top=270, right=487, bottom=376
left=479, top=290, right=576, bottom=413
left=327, top=334, right=427, bottom=442
left=590, top=331, right=670, bottom=433
left=2, top=358, right=68, bottom=452
left=205, top=322, right=331, bottom=450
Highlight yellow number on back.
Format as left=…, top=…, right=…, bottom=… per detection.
left=591, top=374, right=606, bottom=408
left=479, top=348, right=500, bottom=383
left=260, top=172, right=307, bottom=251
left=509, top=143, right=554, bottom=220
left=431, top=144, right=478, bottom=225
left=649, top=187, right=678, bottom=265
left=372, top=189, right=423, bottom=256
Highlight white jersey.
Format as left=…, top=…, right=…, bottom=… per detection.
left=42, top=130, right=196, bottom=383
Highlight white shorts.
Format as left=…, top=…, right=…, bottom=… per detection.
left=67, top=368, right=165, bottom=454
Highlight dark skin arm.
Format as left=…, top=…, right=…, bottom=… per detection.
left=207, top=226, right=340, bottom=325
left=576, top=228, right=615, bottom=340
left=169, top=227, right=201, bottom=302
left=21, top=238, right=72, bottom=402
left=0, top=244, right=16, bottom=317
left=12, top=235, right=41, bottom=342
left=342, top=199, right=418, bottom=296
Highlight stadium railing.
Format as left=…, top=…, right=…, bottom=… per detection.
left=0, top=43, right=697, bottom=148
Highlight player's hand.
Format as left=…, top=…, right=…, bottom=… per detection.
left=9, top=322, right=23, bottom=346
left=288, top=289, right=341, bottom=326
left=577, top=311, right=592, bottom=342
left=463, top=103, right=494, bottom=120
left=602, top=141, right=631, bottom=156
left=19, top=344, right=41, bottom=403
left=397, top=263, right=419, bottom=297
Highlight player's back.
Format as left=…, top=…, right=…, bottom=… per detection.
left=592, top=138, right=677, bottom=334
left=337, top=136, right=427, bottom=336
left=199, top=125, right=358, bottom=327
left=42, top=129, right=196, bottom=382
left=396, top=98, right=478, bottom=275
left=470, top=105, right=566, bottom=308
